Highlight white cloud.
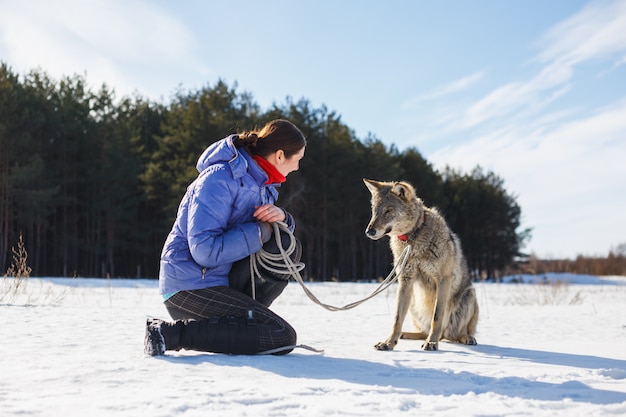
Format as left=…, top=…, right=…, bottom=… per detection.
left=463, top=62, right=575, bottom=128
left=537, top=0, right=626, bottom=66
left=403, top=71, right=485, bottom=108
left=394, top=71, right=487, bottom=149
left=428, top=98, right=626, bottom=256
left=461, top=0, right=626, bottom=129
left=0, top=0, right=209, bottom=99
left=421, top=1, right=626, bottom=257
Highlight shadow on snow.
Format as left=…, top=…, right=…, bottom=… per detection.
left=156, top=344, right=626, bottom=405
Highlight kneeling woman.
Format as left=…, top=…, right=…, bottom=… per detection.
left=145, top=119, right=306, bottom=356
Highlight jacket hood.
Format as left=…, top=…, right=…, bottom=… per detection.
left=195, top=134, right=267, bottom=184
left=196, top=135, right=238, bottom=172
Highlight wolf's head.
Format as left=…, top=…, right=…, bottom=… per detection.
left=363, top=179, right=423, bottom=240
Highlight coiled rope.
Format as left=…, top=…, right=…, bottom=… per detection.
left=250, top=221, right=412, bottom=312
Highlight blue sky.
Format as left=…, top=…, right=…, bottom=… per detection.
left=1, top=0, right=625, bottom=259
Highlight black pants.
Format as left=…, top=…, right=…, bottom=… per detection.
left=164, top=286, right=296, bottom=354
left=163, top=233, right=302, bottom=354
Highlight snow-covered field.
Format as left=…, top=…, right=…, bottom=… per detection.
left=1, top=273, right=625, bottom=417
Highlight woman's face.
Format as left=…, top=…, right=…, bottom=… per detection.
left=274, top=147, right=305, bottom=177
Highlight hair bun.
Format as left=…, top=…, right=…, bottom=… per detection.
left=234, top=133, right=259, bottom=149
left=249, top=134, right=259, bottom=148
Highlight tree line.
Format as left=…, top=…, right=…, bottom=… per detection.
left=1, top=63, right=530, bottom=280
left=516, top=246, right=626, bottom=277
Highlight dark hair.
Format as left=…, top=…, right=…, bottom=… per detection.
left=234, top=119, right=306, bottom=158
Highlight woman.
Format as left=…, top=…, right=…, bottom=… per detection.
left=145, top=119, right=306, bottom=356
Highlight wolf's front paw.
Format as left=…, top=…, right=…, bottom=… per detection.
left=422, top=341, right=439, bottom=351
left=374, top=341, right=396, bottom=351
left=465, top=336, right=477, bottom=345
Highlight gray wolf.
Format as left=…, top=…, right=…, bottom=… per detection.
left=364, top=179, right=479, bottom=351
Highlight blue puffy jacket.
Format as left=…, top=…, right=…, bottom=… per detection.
left=159, top=135, right=295, bottom=295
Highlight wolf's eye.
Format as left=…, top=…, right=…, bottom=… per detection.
left=383, top=207, right=394, bottom=215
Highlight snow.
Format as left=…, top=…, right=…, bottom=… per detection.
left=1, top=273, right=626, bottom=417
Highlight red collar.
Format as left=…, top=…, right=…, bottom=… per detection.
left=253, top=155, right=286, bottom=184
left=398, top=212, right=426, bottom=241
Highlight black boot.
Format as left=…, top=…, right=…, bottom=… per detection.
left=145, top=311, right=263, bottom=355
left=144, top=318, right=165, bottom=356
left=144, top=318, right=182, bottom=356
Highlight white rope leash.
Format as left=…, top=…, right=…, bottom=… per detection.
left=257, top=344, right=325, bottom=355
left=249, top=222, right=411, bottom=355
left=250, top=221, right=412, bottom=312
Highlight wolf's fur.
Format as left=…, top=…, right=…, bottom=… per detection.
left=364, top=178, right=478, bottom=351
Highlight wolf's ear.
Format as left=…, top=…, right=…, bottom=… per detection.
left=363, top=178, right=382, bottom=194
left=391, top=182, right=413, bottom=201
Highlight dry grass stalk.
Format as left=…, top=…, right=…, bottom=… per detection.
left=2, top=233, right=32, bottom=302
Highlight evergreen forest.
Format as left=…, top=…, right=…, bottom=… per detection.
left=0, top=63, right=531, bottom=281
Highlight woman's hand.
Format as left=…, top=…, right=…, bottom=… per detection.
left=254, top=204, right=286, bottom=223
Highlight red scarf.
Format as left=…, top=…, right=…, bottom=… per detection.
left=253, top=155, right=286, bottom=184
